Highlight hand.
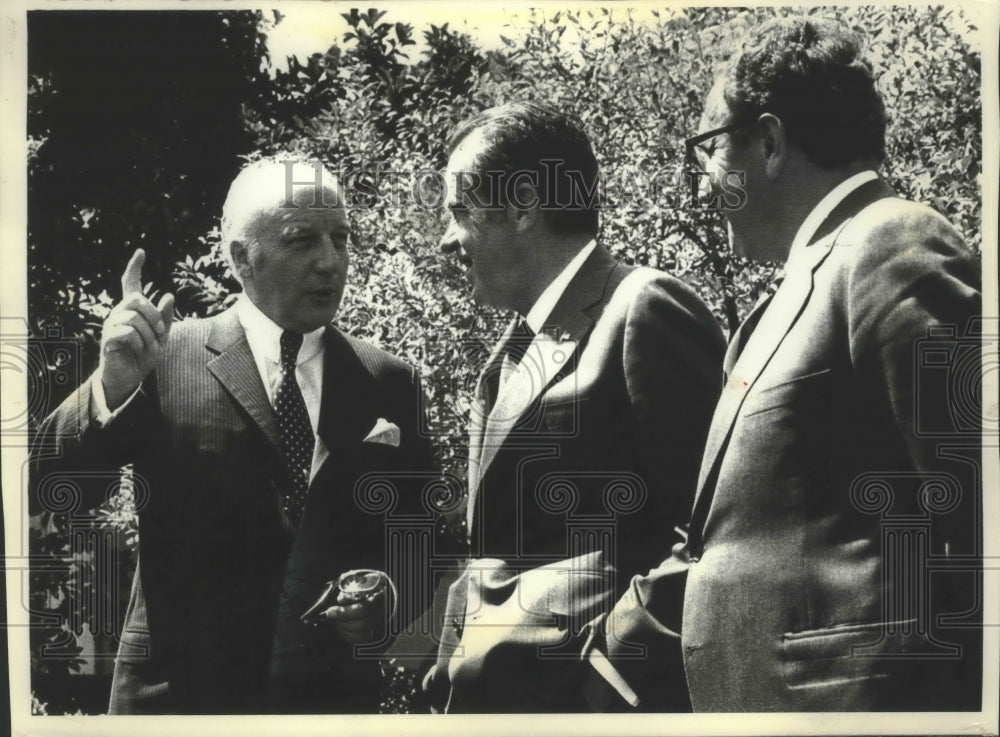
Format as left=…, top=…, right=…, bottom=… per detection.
left=99, top=249, right=175, bottom=409
left=313, top=590, right=386, bottom=645
left=421, top=663, right=450, bottom=713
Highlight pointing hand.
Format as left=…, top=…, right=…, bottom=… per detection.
left=99, top=249, right=175, bottom=409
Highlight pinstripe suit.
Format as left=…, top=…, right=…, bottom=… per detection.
left=31, top=306, right=433, bottom=713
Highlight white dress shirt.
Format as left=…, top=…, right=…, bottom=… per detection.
left=92, top=295, right=330, bottom=482
left=497, top=240, right=597, bottom=390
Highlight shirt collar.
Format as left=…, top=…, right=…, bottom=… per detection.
left=787, top=170, right=878, bottom=266
left=236, top=295, right=325, bottom=365
left=523, top=240, right=597, bottom=334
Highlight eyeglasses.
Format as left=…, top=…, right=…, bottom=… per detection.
left=685, top=124, right=741, bottom=175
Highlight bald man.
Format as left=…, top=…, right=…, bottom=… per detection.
left=30, top=159, right=434, bottom=713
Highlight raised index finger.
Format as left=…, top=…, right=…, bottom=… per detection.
left=121, top=249, right=145, bottom=297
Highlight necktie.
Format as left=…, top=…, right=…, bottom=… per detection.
left=275, top=330, right=314, bottom=526
left=732, top=271, right=785, bottom=363
left=484, top=318, right=535, bottom=409
left=509, top=318, right=535, bottom=359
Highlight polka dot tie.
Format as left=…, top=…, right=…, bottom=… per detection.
left=275, top=330, right=314, bottom=526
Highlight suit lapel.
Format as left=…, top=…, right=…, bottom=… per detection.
left=316, top=326, right=375, bottom=454
left=695, top=244, right=833, bottom=494
left=690, top=178, right=896, bottom=527
left=468, top=246, right=619, bottom=519
left=206, top=312, right=375, bottom=477
left=206, top=308, right=281, bottom=452
left=467, top=319, right=516, bottom=494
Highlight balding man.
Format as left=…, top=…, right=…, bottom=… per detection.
left=31, top=159, right=434, bottom=713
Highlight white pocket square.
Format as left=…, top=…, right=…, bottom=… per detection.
left=363, top=418, right=400, bottom=447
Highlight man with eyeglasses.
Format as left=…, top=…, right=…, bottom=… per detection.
left=591, top=16, right=983, bottom=711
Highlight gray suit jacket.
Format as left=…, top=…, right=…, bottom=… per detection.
left=604, top=180, right=983, bottom=711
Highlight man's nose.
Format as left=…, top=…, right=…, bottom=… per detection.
left=439, top=219, right=460, bottom=253
left=315, top=235, right=342, bottom=272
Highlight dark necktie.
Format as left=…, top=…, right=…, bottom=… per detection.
left=733, top=271, right=785, bottom=363
left=484, top=317, right=535, bottom=410
left=275, top=330, right=314, bottom=526
left=506, top=317, right=535, bottom=366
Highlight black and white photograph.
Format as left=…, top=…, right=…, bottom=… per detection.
left=2, top=1, right=997, bottom=734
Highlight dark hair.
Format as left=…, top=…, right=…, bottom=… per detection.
left=446, top=101, right=600, bottom=235
left=721, top=16, right=886, bottom=168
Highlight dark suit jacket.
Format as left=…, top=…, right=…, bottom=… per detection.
left=30, top=306, right=434, bottom=714
left=436, top=245, right=726, bottom=712
left=604, top=180, right=983, bottom=711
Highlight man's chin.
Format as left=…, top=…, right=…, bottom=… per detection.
left=290, top=303, right=341, bottom=332
left=470, top=280, right=503, bottom=310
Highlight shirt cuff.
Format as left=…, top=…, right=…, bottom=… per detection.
left=587, top=647, right=640, bottom=707
left=90, top=370, right=142, bottom=426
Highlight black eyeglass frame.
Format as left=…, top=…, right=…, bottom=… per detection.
left=684, top=123, right=742, bottom=174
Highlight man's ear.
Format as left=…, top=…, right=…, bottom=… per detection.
left=757, top=113, right=787, bottom=179
left=506, top=180, right=540, bottom=233
left=230, top=241, right=253, bottom=281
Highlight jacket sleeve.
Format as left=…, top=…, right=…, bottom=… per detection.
left=590, top=273, right=726, bottom=709
left=843, top=200, right=982, bottom=497
left=29, top=372, right=163, bottom=516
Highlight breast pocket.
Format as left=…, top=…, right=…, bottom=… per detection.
left=742, top=367, right=833, bottom=419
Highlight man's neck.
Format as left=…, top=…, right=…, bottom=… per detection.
left=767, top=160, right=877, bottom=263
left=509, top=232, right=595, bottom=316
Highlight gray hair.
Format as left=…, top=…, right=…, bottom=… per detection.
left=220, top=157, right=342, bottom=282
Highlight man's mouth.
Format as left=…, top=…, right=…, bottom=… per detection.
left=309, top=287, right=337, bottom=300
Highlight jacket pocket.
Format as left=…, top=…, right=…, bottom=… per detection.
left=743, top=367, right=833, bottom=418
left=781, top=618, right=920, bottom=704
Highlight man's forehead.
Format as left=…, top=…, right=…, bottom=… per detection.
left=232, top=161, right=341, bottom=202
left=283, top=182, right=344, bottom=208
left=446, top=129, right=488, bottom=177
left=443, top=130, right=490, bottom=206
left=271, top=194, right=347, bottom=226
left=699, top=78, right=731, bottom=131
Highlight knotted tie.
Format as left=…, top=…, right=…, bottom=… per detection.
left=275, top=330, right=314, bottom=526
left=501, top=317, right=535, bottom=378
left=483, top=317, right=535, bottom=410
